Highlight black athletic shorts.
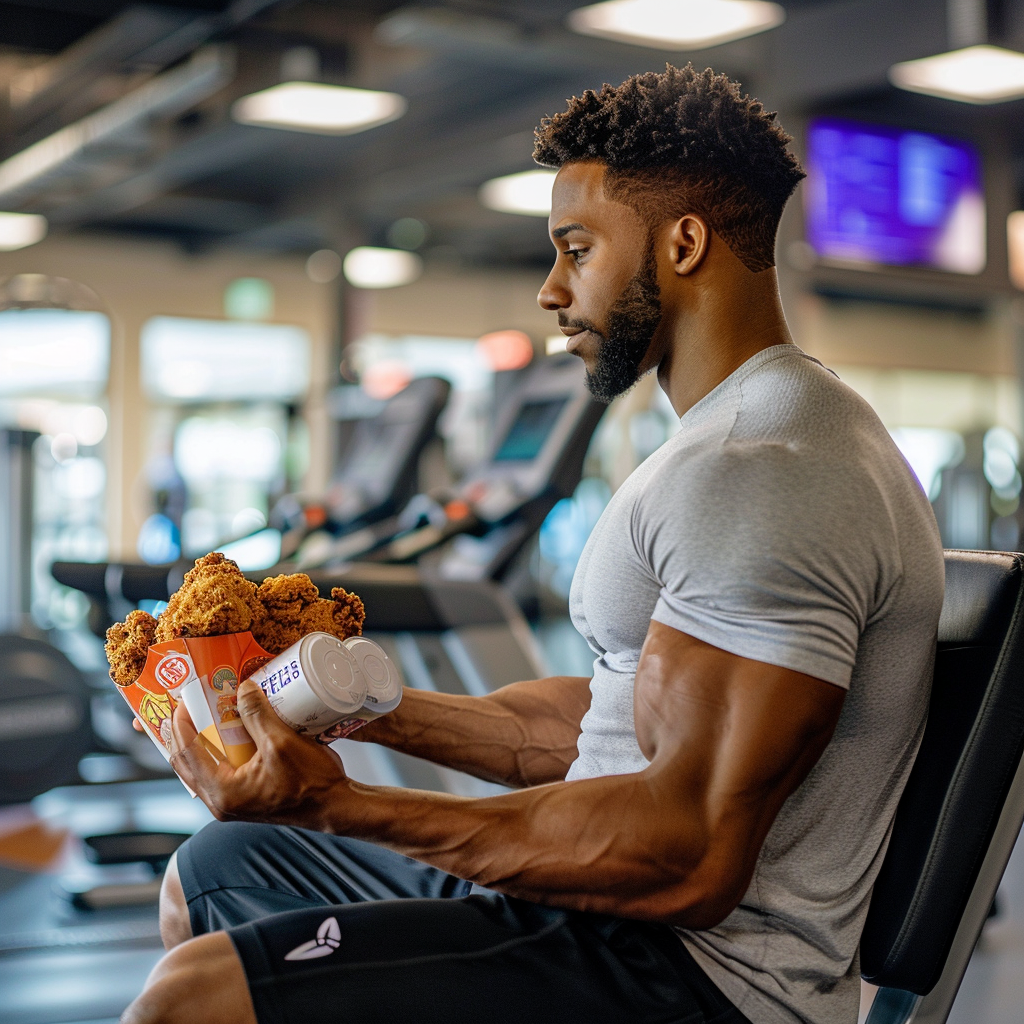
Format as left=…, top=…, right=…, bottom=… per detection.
left=176, top=820, right=751, bottom=1024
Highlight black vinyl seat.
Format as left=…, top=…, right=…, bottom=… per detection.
left=862, top=549, right=1024, bottom=1024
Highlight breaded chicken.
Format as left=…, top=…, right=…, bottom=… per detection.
left=105, top=609, right=158, bottom=686
left=253, top=573, right=365, bottom=655
left=154, top=552, right=264, bottom=643
left=104, top=557, right=366, bottom=682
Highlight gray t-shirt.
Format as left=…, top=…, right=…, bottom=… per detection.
left=567, top=344, right=944, bottom=1024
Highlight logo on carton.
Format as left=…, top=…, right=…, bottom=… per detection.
left=155, top=655, right=191, bottom=690
left=211, top=666, right=237, bottom=692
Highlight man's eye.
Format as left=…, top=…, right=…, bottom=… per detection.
left=566, top=248, right=588, bottom=262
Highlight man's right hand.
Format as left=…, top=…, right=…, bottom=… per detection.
left=169, top=679, right=351, bottom=832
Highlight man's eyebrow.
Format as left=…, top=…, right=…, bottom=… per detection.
left=551, top=222, right=587, bottom=239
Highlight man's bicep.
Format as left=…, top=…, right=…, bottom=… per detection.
left=639, top=450, right=869, bottom=693
left=635, top=621, right=845, bottom=902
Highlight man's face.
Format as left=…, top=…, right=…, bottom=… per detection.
left=538, top=162, right=663, bottom=404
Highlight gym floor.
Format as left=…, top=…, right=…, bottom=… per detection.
left=0, top=780, right=209, bottom=1024
left=2, top=621, right=1023, bottom=1024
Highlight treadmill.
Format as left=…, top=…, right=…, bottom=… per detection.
left=299, top=352, right=605, bottom=584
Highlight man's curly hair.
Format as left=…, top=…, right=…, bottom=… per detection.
left=533, top=65, right=805, bottom=273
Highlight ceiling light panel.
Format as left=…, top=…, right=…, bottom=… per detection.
left=0, top=212, right=46, bottom=251
left=889, top=45, right=1024, bottom=103
left=568, top=0, right=785, bottom=50
left=233, top=82, right=407, bottom=135
left=480, top=170, right=556, bottom=217
left=343, top=247, right=422, bottom=289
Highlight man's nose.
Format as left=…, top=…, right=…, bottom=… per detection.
left=537, top=265, right=570, bottom=311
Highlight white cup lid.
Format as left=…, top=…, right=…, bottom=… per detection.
left=301, top=633, right=366, bottom=711
left=344, top=637, right=402, bottom=710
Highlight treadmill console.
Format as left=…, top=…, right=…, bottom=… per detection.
left=325, top=375, right=450, bottom=526
left=491, top=398, right=567, bottom=462
left=457, top=354, right=601, bottom=525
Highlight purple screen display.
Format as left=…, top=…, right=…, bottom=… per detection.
left=804, top=118, right=986, bottom=275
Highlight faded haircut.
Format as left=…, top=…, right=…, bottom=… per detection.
left=533, top=64, right=805, bottom=272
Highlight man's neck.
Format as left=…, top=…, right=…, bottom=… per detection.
left=656, top=268, right=794, bottom=419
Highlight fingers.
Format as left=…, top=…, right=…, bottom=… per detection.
left=170, top=702, right=224, bottom=792
left=234, top=678, right=289, bottom=745
left=169, top=699, right=199, bottom=752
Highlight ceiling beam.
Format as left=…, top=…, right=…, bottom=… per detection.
left=8, top=5, right=203, bottom=129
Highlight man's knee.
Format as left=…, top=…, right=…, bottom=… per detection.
left=159, top=851, right=192, bottom=950
left=122, top=933, right=255, bottom=1024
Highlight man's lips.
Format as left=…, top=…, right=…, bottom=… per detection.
left=559, top=326, right=592, bottom=354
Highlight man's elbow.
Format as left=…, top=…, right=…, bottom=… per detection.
left=667, top=886, right=744, bottom=930
left=636, top=866, right=748, bottom=930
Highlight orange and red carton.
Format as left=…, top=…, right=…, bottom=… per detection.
left=112, top=633, right=274, bottom=788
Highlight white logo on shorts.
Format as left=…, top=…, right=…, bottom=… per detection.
left=284, top=916, right=341, bottom=961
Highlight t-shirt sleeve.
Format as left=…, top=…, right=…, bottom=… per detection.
left=636, top=445, right=891, bottom=689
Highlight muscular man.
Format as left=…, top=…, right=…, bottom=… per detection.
left=124, top=66, right=943, bottom=1024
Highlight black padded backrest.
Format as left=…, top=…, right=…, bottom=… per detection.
left=860, top=550, right=1024, bottom=994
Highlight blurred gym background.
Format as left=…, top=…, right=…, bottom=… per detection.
left=3, top=1, right=1024, bottom=1021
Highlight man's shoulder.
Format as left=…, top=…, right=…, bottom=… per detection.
left=731, top=347, right=883, bottom=448
left=635, top=350, right=927, bottom=537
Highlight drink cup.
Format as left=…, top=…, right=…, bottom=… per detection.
left=345, top=637, right=403, bottom=713
left=246, top=633, right=403, bottom=742
left=246, top=633, right=370, bottom=736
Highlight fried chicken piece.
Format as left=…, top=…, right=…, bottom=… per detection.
left=154, top=552, right=264, bottom=643
left=252, top=573, right=365, bottom=655
left=105, top=609, right=158, bottom=686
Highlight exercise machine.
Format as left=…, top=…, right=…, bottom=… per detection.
left=0, top=430, right=95, bottom=804
left=294, top=352, right=606, bottom=585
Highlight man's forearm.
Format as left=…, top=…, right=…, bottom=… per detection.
left=317, top=768, right=720, bottom=927
left=352, top=676, right=592, bottom=788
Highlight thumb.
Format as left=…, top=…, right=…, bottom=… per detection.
left=234, top=677, right=289, bottom=743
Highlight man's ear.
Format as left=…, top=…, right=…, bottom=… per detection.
left=668, top=214, right=710, bottom=276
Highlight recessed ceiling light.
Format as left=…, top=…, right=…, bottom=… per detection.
left=306, top=249, right=342, bottom=283
left=342, top=247, right=422, bottom=289
left=889, top=45, right=1024, bottom=103
left=480, top=170, right=557, bottom=217
left=0, top=212, right=46, bottom=251
left=568, top=0, right=785, bottom=50
left=232, top=82, right=407, bottom=135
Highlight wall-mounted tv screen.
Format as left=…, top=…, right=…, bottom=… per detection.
left=804, top=118, right=985, bottom=275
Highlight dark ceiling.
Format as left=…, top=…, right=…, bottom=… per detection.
left=2, top=0, right=1024, bottom=267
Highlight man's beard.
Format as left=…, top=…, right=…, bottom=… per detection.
left=560, top=248, right=662, bottom=405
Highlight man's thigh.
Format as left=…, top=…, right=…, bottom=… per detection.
left=228, top=891, right=745, bottom=1024
left=176, top=820, right=471, bottom=934
left=177, top=821, right=747, bottom=1024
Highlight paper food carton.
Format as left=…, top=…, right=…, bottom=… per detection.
left=112, top=633, right=273, bottom=782
left=175, top=632, right=271, bottom=767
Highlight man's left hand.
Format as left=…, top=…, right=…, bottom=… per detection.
left=170, top=678, right=350, bottom=830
